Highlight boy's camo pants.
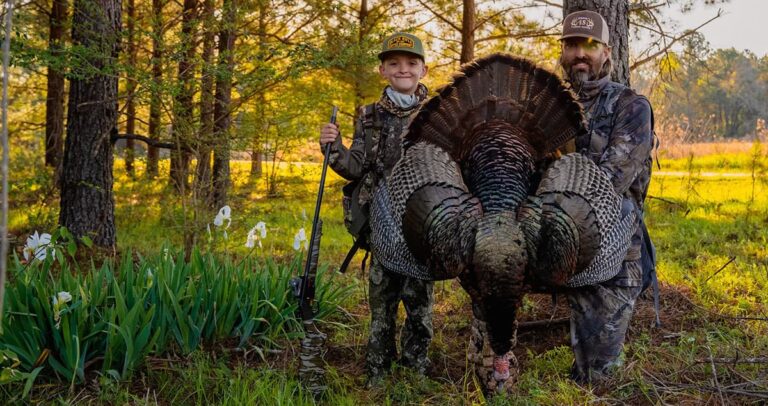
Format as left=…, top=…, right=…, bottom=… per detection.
left=366, top=258, right=434, bottom=379
left=566, top=258, right=643, bottom=383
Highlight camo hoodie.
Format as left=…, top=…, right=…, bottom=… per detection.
left=574, top=74, right=654, bottom=268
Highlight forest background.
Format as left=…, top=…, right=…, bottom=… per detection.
left=1, top=0, right=767, bottom=404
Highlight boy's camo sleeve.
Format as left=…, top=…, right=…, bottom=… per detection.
left=597, top=97, right=653, bottom=195
left=326, top=112, right=367, bottom=181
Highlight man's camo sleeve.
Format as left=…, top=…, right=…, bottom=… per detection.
left=597, top=97, right=653, bottom=195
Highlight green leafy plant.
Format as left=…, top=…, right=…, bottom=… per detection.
left=0, top=247, right=351, bottom=397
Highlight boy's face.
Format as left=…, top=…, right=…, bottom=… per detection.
left=379, top=52, right=428, bottom=95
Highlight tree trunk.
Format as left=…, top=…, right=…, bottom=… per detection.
left=460, top=0, right=475, bottom=64
left=250, top=0, right=267, bottom=178
left=563, top=0, right=630, bottom=86
left=45, top=0, right=67, bottom=176
left=195, top=0, right=215, bottom=203
left=353, top=0, right=369, bottom=114
left=146, top=0, right=163, bottom=178
left=212, top=0, right=236, bottom=208
left=60, top=0, right=121, bottom=248
left=124, top=0, right=136, bottom=176
left=170, top=0, right=197, bottom=193
left=250, top=91, right=264, bottom=177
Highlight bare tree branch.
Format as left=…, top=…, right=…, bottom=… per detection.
left=474, top=5, right=531, bottom=32
left=113, top=133, right=193, bottom=152
left=704, top=256, right=736, bottom=283
left=658, top=382, right=768, bottom=400
left=697, top=357, right=768, bottom=364
left=706, top=344, right=726, bottom=405
left=646, top=5, right=670, bottom=51
left=630, top=10, right=723, bottom=71
left=629, top=1, right=666, bottom=13
left=416, top=0, right=461, bottom=32
left=646, top=195, right=687, bottom=209
left=518, top=317, right=569, bottom=330
left=477, top=21, right=561, bottom=43
left=531, top=0, right=561, bottom=9
left=632, top=21, right=674, bottom=39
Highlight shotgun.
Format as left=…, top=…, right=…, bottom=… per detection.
left=290, top=105, right=337, bottom=398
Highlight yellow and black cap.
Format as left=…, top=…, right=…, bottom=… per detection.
left=378, top=32, right=425, bottom=61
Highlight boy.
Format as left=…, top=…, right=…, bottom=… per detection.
left=319, top=32, right=432, bottom=385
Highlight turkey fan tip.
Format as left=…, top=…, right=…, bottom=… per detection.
left=407, top=96, right=444, bottom=139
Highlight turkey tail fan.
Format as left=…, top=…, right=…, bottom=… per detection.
left=403, top=183, right=482, bottom=280
left=405, top=53, right=586, bottom=162
left=370, top=182, right=432, bottom=280
left=530, top=198, right=583, bottom=287
left=370, top=142, right=480, bottom=280
left=387, top=142, right=466, bottom=223
left=517, top=196, right=543, bottom=268
left=526, top=70, right=587, bottom=153
left=534, top=154, right=636, bottom=287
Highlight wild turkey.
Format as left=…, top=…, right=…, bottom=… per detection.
left=369, top=53, right=635, bottom=388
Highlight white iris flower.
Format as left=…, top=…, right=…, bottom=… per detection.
left=55, top=291, right=72, bottom=305
left=245, top=221, right=267, bottom=249
left=213, top=205, right=232, bottom=228
left=293, top=228, right=308, bottom=251
left=23, top=231, right=52, bottom=261
left=52, top=291, right=73, bottom=329
left=255, top=221, right=267, bottom=238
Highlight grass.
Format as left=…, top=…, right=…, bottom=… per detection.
left=656, top=140, right=768, bottom=173
left=3, top=141, right=768, bottom=404
left=658, top=140, right=760, bottom=159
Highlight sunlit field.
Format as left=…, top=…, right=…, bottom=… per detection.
left=2, top=141, right=767, bottom=404
left=660, top=140, right=762, bottom=159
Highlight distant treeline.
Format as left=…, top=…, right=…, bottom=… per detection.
left=649, top=34, right=768, bottom=141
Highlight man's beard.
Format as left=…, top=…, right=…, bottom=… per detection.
left=569, top=69, right=591, bottom=87
left=562, top=56, right=600, bottom=88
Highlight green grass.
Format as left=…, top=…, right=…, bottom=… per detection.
left=4, top=145, right=768, bottom=404
left=648, top=172, right=768, bottom=318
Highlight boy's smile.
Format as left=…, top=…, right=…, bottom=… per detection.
left=379, top=52, right=428, bottom=95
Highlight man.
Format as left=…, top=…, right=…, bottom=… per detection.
left=558, top=10, right=654, bottom=383
left=319, top=32, right=433, bottom=386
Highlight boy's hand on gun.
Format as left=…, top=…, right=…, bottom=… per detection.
left=319, top=123, right=339, bottom=146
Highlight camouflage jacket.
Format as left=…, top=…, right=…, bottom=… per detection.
left=327, top=84, right=428, bottom=205
left=574, top=75, right=654, bottom=262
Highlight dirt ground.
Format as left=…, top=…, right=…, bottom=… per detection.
left=317, top=281, right=705, bottom=389
left=97, top=281, right=754, bottom=405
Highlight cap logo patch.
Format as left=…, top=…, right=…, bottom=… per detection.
left=571, top=16, right=594, bottom=30
left=387, top=35, right=414, bottom=49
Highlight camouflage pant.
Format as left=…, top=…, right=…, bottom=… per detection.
left=566, top=258, right=643, bottom=383
left=366, top=258, right=434, bottom=378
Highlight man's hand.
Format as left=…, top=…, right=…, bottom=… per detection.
left=319, top=123, right=339, bottom=146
